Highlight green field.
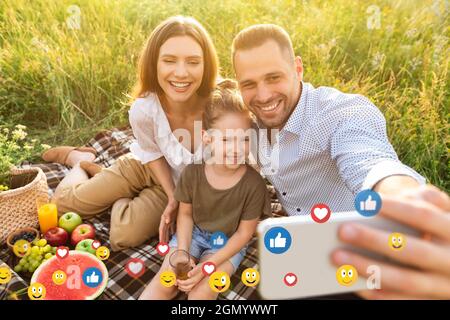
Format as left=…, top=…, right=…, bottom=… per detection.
left=0, top=0, right=448, bottom=191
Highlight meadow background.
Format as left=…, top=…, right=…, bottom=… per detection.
left=0, top=0, right=448, bottom=191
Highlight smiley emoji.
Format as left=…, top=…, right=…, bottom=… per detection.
left=28, top=282, right=46, bottom=300
left=52, top=270, right=67, bottom=285
left=241, top=268, right=260, bottom=287
left=159, top=270, right=176, bottom=287
left=208, top=271, right=230, bottom=293
left=13, top=239, right=31, bottom=258
left=389, top=232, right=406, bottom=251
left=336, top=265, right=358, bottom=286
left=0, top=266, right=12, bottom=284
left=96, top=246, right=110, bottom=260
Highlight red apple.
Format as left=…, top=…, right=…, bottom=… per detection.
left=44, top=227, right=69, bottom=247
left=70, top=223, right=96, bottom=246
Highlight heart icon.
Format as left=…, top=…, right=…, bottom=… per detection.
left=310, top=204, right=331, bottom=223
left=56, top=246, right=69, bottom=259
left=129, top=262, right=143, bottom=274
left=202, top=262, right=216, bottom=276
left=125, top=258, right=145, bottom=278
left=156, top=242, right=169, bottom=256
left=283, top=273, right=298, bottom=287
left=91, top=240, right=101, bottom=249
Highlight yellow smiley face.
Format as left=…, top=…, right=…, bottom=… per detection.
left=52, top=270, right=67, bottom=285
left=160, top=270, right=176, bottom=287
left=389, top=232, right=406, bottom=251
left=336, top=265, right=358, bottom=287
left=241, top=268, right=260, bottom=287
left=208, top=271, right=230, bottom=293
left=13, top=239, right=31, bottom=258
left=96, top=246, right=110, bottom=260
left=0, top=266, right=12, bottom=284
left=28, top=282, right=46, bottom=300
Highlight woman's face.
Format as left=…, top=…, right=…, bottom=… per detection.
left=157, top=35, right=204, bottom=104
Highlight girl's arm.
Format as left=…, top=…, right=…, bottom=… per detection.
left=208, top=218, right=259, bottom=267
left=177, top=218, right=258, bottom=292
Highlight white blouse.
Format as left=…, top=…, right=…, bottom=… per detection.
left=128, top=93, right=203, bottom=184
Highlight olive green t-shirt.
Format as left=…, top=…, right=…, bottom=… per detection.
left=174, top=164, right=271, bottom=237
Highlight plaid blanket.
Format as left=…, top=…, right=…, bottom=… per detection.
left=0, top=126, right=284, bottom=300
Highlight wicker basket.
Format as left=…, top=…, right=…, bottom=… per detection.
left=0, top=167, right=49, bottom=244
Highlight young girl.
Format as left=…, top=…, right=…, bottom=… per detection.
left=43, top=16, right=219, bottom=251
left=139, top=80, right=271, bottom=300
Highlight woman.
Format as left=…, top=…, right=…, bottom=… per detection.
left=43, top=16, right=219, bottom=251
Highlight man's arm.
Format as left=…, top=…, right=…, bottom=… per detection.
left=323, top=95, right=425, bottom=193
left=373, top=174, right=420, bottom=194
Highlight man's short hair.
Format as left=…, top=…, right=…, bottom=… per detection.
left=231, top=24, right=295, bottom=68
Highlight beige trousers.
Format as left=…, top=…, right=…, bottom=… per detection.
left=53, top=154, right=167, bottom=251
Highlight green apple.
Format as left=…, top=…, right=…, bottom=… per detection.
left=75, top=239, right=96, bottom=255
left=58, top=212, right=82, bottom=233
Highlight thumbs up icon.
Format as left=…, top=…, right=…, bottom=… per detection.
left=82, top=267, right=103, bottom=288
left=269, top=232, right=287, bottom=248
left=213, top=235, right=224, bottom=246
left=360, top=195, right=377, bottom=211
left=87, top=271, right=99, bottom=284
left=355, top=190, right=382, bottom=217
left=264, top=227, right=292, bottom=254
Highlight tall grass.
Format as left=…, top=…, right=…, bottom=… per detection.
left=0, top=0, right=448, bottom=191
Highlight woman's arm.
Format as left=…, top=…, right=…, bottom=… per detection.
left=145, top=157, right=179, bottom=243
left=145, top=157, right=176, bottom=201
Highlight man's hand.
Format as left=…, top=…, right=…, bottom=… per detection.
left=332, top=184, right=450, bottom=299
left=158, top=199, right=179, bottom=244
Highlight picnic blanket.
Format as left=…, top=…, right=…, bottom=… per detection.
left=0, top=126, right=284, bottom=300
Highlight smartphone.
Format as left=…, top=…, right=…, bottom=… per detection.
left=256, top=211, right=419, bottom=299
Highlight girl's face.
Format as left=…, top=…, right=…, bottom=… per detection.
left=157, top=36, right=204, bottom=104
left=204, top=113, right=252, bottom=170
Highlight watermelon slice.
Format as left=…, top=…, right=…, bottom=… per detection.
left=31, top=250, right=108, bottom=300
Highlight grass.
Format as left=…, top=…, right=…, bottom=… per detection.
left=0, top=0, right=448, bottom=191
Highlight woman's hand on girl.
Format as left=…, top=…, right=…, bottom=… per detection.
left=158, top=199, right=179, bottom=243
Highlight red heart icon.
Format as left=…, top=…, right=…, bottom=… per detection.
left=202, top=262, right=216, bottom=276
left=156, top=242, right=169, bottom=256
left=310, top=204, right=331, bottom=223
left=56, top=246, right=69, bottom=259
left=91, top=240, right=101, bottom=249
left=125, top=258, right=145, bottom=278
left=283, top=273, right=298, bottom=287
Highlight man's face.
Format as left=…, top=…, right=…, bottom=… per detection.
left=234, top=40, right=303, bottom=129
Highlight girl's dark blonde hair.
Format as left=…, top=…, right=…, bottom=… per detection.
left=132, top=16, right=219, bottom=99
left=202, top=79, right=252, bottom=130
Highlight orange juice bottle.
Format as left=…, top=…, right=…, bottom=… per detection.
left=37, top=203, right=58, bottom=234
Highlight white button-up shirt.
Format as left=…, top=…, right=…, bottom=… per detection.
left=257, top=82, right=426, bottom=216
left=128, top=93, right=203, bottom=184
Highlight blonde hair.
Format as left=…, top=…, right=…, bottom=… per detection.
left=132, top=16, right=219, bottom=99
left=202, top=79, right=252, bottom=130
left=231, top=24, right=295, bottom=67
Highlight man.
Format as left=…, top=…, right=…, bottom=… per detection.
left=232, top=24, right=450, bottom=299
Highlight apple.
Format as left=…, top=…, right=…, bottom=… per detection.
left=58, top=212, right=83, bottom=233
left=71, top=223, right=96, bottom=246
left=43, top=227, right=69, bottom=246
left=75, top=239, right=97, bottom=255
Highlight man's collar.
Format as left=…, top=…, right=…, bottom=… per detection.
left=281, top=81, right=308, bottom=136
